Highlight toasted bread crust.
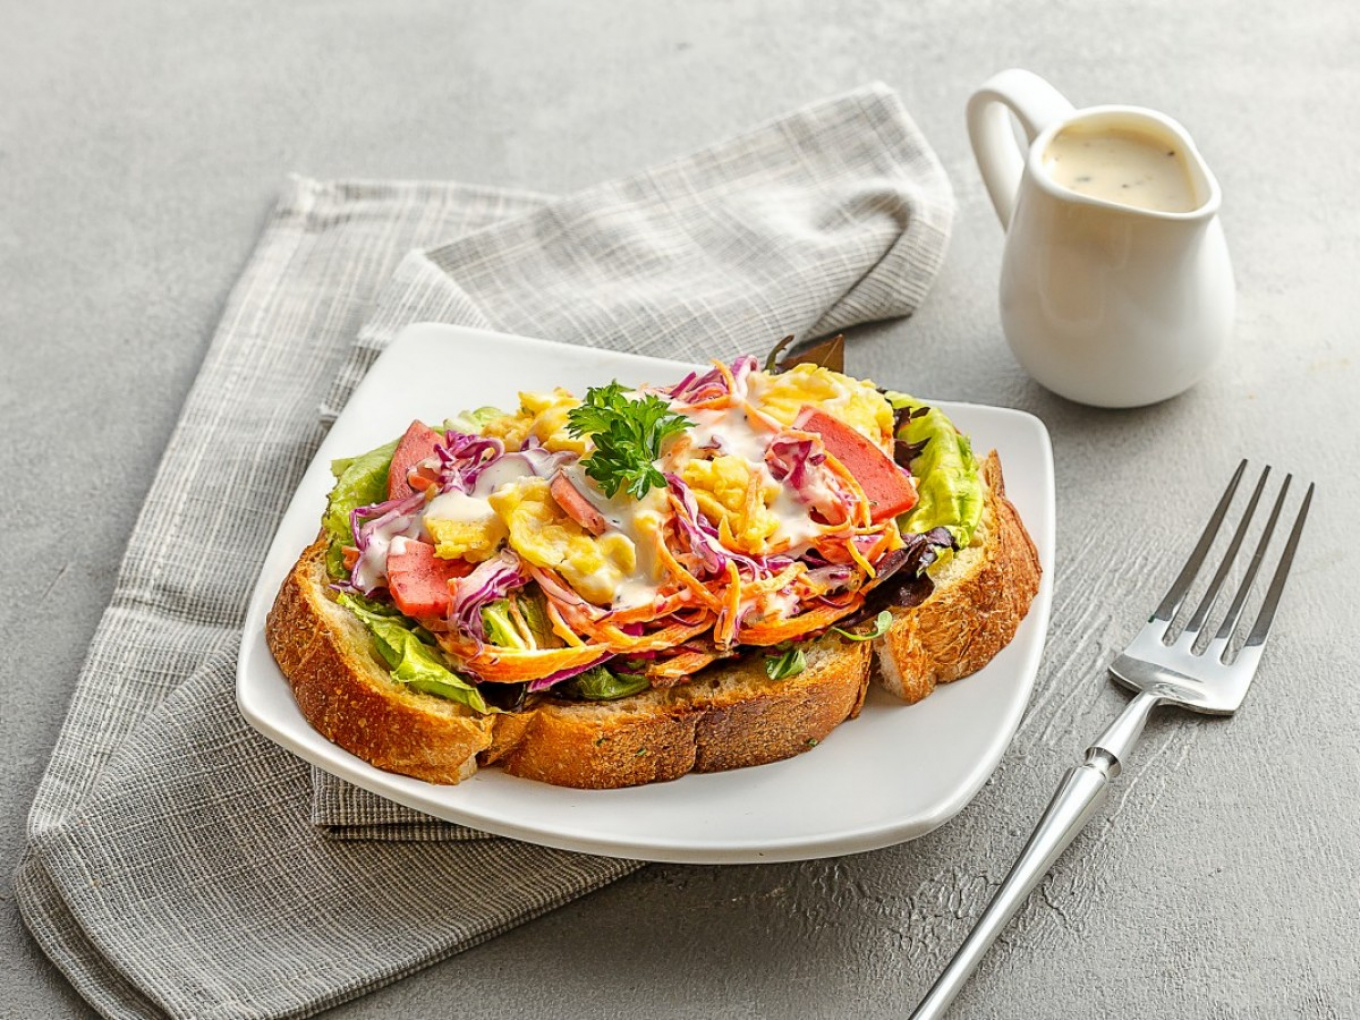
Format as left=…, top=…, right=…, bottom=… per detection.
left=873, top=451, right=1041, bottom=704
left=267, top=540, right=871, bottom=788
left=482, top=641, right=871, bottom=788
left=266, top=540, right=496, bottom=783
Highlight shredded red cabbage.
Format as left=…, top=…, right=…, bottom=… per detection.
left=449, top=550, right=528, bottom=640
left=432, top=429, right=505, bottom=494
left=349, top=491, right=424, bottom=549
left=765, top=433, right=826, bottom=489
left=514, top=435, right=576, bottom=476
left=668, top=366, right=726, bottom=404
left=664, top=473, right=794, bottom=581
left=667, top=354, right=758, bottom=405
left=528, top=565, right=607, bottom=622
left=729, top=354, right=758, bottom=391
left=345, top=491, right=427, bottom=595
left=433, top=430, right=575, bottom=498
left=665, top=473, right=726, bottom=576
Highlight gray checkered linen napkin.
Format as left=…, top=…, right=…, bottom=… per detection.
left=15, top=83, right=953, bottom=1019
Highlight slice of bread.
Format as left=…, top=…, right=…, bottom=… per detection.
left=265, top=450, right=1039, bottom=788
left=267, top=541, right=496, bottom=784
left=267, top=539, right=871, bottom=789
left=480, top=638, right=871, bottom=788
left=873, top=451, right=1042, bottom=704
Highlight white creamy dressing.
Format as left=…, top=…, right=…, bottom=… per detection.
left=378, top=386, right=845, bottom=610
left=364, top=455, right=538, bottom=591
left=352, top=513, right=423, bottom=592
left=672, top=402, right=825, bottom=555
left=768, top=484, right=824, bottom=551
left=423, top=490, right=492, bottom=524
left=1042, top=127, right=1199, bottom=213
left=561, top=462, right=669, bottom=611
left=547, top=394, right=834, bottom=610
left=472, top=454, right=540, bottom=494
left=685, top=406, right=771, bottom=464
left=422, top=454, right=538, bottom=529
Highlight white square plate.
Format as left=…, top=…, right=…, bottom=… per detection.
left=238, top=322, right=1054, bottom=864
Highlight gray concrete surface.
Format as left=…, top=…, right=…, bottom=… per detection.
left=3, top=1, right=1357, bottom=1017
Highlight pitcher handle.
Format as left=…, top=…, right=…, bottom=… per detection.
left=966, top=69, right=1075, bottom=229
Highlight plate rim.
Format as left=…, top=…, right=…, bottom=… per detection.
left=237, top=322, right=1054, bottom=864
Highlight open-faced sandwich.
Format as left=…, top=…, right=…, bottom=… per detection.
left=267, top=344, right=1041, bottom=788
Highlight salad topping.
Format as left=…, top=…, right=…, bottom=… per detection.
left=330, top=354, right=950, bottom=699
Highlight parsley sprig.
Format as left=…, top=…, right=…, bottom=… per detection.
left=566, top=382, right=692, bottom=499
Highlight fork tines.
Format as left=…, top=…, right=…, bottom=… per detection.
left=1151, top=460, right=1313, bottom=663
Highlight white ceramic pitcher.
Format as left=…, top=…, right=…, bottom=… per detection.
left=967, top=70, right=1234, bottom=408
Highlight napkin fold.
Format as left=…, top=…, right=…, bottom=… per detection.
left=16, top=83, right=953, bottom=1019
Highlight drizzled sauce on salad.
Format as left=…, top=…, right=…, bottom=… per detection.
left=339, top=355, right=928, bottom=687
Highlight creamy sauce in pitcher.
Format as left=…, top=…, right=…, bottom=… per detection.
left=1043, top=127, right=1199, bottom=212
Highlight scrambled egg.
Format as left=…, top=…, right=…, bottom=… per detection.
left=748, top=364, right=894, bottom=447
left=480, top=389, right=586, bottom=455
left=488, top=477, right=637, bottom=604
left=681, top=455, right=784, bottom=555
left=425, top=516, right=507, bottom=563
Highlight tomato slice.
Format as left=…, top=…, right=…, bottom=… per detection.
left=386, top=539, right=472, bottom=618
left=794, top=407, right=917, bottom=522
left=387, top=420, right=443, bottom=500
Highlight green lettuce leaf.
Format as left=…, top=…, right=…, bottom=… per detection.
left=481, top=600, right=530, bottom=651
left=764, top=646, right=807, bottom=680
left=481, top=593, right=560, bottom=651
left=515, top=591, right=557, bottom=649
left=562, top=665, right=651, bottom=701
left=336, top=593, right=492, bottom=714
left=885, top=392, right=983, bottom=549
left=443, top=406, right=507, bottom=434
left=323, top=438, right=399, bottom=578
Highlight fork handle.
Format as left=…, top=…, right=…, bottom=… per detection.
left=908, top=691, right=1161, bottom=1019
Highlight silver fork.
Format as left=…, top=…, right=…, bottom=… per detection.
left=909, top=461, right=1315, bottom=1020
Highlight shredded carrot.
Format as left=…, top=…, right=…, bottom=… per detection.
left=677, top=393, right=732, bottom=412
left=584, top=617, right=714, bottom=654
left=740, top=400, right=784, bottom=433
left=881, top=523, right=905, bottom=553
left=742, top=470, right=763, bottom=529
left=714, top=560, right=742, bottom=648
left=846, top=537, right=878, bottom=579
left=850, top=523, right=888, bottom=536
left=738, top=599, right=865, bottom=646
left=646, top=649, right=721, bottom=683
left=529, top=566, right=606, bottom=622
left=608, top=590, right=692, bottom=623
left=745, top=562, right=805, bottom=596
left=863, top=531, right=892, bottom=561
left=545, top=601, right=586, bottom=648
left=652, top=532, right=724, bottom=611
left=713, top=358, right=739, bottom=395
left=822, top=451, right=873, bottom=527
left=456, top=644, right=609, bottom=683
left=341, top=546, right=361, bottom=570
